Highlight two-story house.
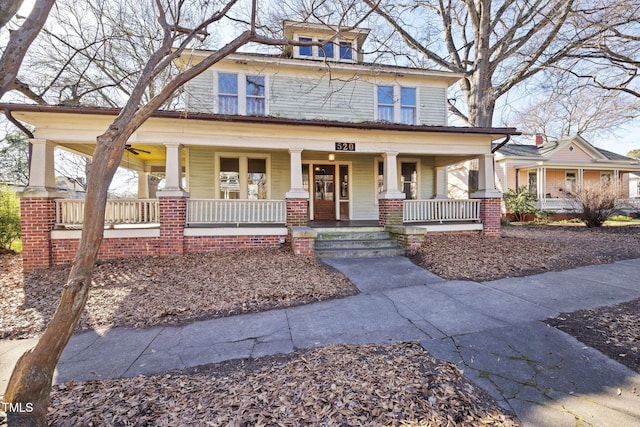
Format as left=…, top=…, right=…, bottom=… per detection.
left=4, top=21, right=517, bottom=272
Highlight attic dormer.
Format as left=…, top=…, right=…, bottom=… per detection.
left=283, top=20, right=369, bottom=63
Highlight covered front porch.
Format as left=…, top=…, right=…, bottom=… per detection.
left=12, top=105, right=514, bottom=271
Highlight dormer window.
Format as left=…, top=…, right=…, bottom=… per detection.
left=339, top=42, right=353, bottom=60
left=299, top=37, right=313, bottom=56
left=319, top=40, right=334, bottom=58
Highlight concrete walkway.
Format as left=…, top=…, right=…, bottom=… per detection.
left=2, top=257, right=640, bottom=426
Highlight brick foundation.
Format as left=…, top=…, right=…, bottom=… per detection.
left=480, top=198, right=501, bottom=236
left=159, top=197, right=186, bottom=256
left=51, top=237, right=160, bottom=265
left=184, top=235, right=282, bottom=252
left=286, top=198, right=309, bottom=226
left=20, top=197, right=56, bottom=272
left=378, top=198, right=404, bottom=226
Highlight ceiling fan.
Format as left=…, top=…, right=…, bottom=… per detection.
left=125, top=144, right=152, bottom=155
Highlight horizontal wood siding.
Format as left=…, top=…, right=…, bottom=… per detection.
left=351, top=155, right=378, bottom=220
left=419, top=159, right=435, bottom=199
left=270, top=151, right=290, bottom=199
left=188, top=147, right=216, bottom=198
left=186, top=70, right=214, bottom=114
left=270, top=75, right=374, bottom=122
left=419, top=86, right=447, bottom=126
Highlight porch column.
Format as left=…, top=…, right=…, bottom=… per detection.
left=137, top=170, right=150, bottom=198
left=157, top=143, right=188, bottom=256
left=20, top=139, right=66, bottom=272
left=471, top=154, right=501, bottom=236
left=578, top=168, right=584, bottom=190
left=435, top=166, right=448, bottom=199
left=378, top=151, right=405, bottom=226
left=286, top=149, right=309, bottom=227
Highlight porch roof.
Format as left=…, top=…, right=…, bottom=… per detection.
left=1, top=103, right=519, bottom=138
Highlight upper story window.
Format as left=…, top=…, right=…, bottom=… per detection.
left=294, top=35, right=357, bottom=62
left=339, top=41, right=353, bottom=60
left=246, top=75, right=265, bottom=116
left=376, top=85, right=418, bottom=124
left=377, top=85, right=394, bottom=122
left=216, top=72, right=268, bottom=116
left=218, top=73, right=238, bottom=115
left=400, top=87, right=416, bottom=125
left=299, top=37, right=313, bottom=56
left=319, top=40, right=334, bottom=58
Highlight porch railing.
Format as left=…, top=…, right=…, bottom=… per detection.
left=187, top=199, right=286, bottom=225
left=403, top=199, right=480, bottom=223
left=535, top=198, right=640, bottom=213
left=55, top=199, right=159, bottom=228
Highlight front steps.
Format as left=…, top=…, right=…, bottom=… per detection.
left=314, top=227, right=405, bottom=258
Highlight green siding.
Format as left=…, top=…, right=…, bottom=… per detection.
left=419, top=87, right=447, bottom=126
left=271, top=152, right=290, bottom=199
left=270, top=75, right=374, bottom=122
left=185, top=70, right=214, bottom=114
left=188, top=147, right=216, bottom=198
left=350, top=155, right=378, bottom=220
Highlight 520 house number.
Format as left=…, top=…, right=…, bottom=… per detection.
left=335, top=142, right=356, bottom=151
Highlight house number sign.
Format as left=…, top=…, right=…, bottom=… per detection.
left=335, top=142, right=356, bottom=151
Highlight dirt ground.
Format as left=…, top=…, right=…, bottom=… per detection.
left=2, top=224, right=640, bottom=425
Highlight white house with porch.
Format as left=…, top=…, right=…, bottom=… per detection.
left=5, top=21, right=517, bottom=272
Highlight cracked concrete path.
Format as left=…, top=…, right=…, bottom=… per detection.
left=2, top=257, right=640, bottom=426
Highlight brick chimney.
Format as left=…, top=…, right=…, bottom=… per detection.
left=532, top=134, right=544, bottom=146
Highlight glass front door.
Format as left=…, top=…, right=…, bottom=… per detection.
left=313, top=165, right=335, bottom=220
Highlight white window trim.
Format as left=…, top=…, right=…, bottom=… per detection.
left=374, top=157, right=421, bottom=203
left=292, top=34, right=356, bottom=63
left=214, top=152, right=271, bottom=200
left=214, top=72, right=269, bottom=116
left=374, top=84, right=419, bottom=124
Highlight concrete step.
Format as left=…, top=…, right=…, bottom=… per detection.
left=313, top=227, right=404, bottom=258
left=316, top=246, right=405, bottom=258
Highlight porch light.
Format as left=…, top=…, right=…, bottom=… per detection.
left=328, top=153, right=335, bottom=162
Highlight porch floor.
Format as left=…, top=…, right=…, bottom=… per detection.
left=308, top=220, right=381, bottom=228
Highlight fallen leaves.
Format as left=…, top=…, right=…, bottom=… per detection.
left=0, top=248, right=357, bottom=340
left=47, top=343, right=522, bottom=426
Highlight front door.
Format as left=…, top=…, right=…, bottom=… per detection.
left=313, top=164, right=335, bottom=220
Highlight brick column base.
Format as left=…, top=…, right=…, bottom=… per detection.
left=159, top=197, right=186, bottom=256
left=20, top=197, right=57, bottom=272
left=480, top=198, right=501, bottom=237
left=378, top=198, right=404, bottom=226
left=286, top=198, right=309, bottom=227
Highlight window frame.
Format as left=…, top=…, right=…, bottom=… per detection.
left=375, top=84, right=419, bottom=124
left=214, top=72, right=269, bottom=116
left=214, top=152, right=271, bottom=200
left=293, top=34, right=357, bottom=62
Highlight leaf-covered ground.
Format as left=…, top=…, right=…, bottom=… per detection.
left=46, top=343, right=521, bottom=427
left=3, top=224, right=640, bottom=426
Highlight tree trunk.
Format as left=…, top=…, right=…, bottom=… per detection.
left=3, top=129, right=125, bottom=426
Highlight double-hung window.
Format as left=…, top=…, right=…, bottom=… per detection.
left=246, top=75, right=265, bottom=116
left=218, top=73, right=238, bottom=115
left=377, top=85, right=394, bottom=122
left=400, top=87, right=416, bottom=125
left=339, top=41, right=353, bottom=60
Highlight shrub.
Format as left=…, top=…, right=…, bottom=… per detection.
left=504, top=186, right=537, bottom=222
left=0, top=184, right=21, bottom=250
left=568, top=182, right=620, bottom=228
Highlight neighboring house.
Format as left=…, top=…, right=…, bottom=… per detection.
left=3, top=21, right=517, bottom=272
left=630, top=173, right=640, bottom=199
left=494, top=135, right=640, bottom=213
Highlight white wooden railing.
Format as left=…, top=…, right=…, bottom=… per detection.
left=403, top=199, right=480, bottom=223
left=535, top=198, right=640, bottom=213
left=55, top=199, right=159, bottom=228
left=187, top=199, right=286, bottom=225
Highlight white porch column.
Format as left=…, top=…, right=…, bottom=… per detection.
left=470, top=153, right=501, bottom=199
left=378, top=151, right=404, bottom=199
left=537, top=167, right=546, bottom=199
left=435, top=166, right=448, bottom=199
left=285, top=149, right=309, bottom=198
left=578, top=168, right=584, bottom=190
left=157, top=143, right=189, bottom=197
left=137, top=170, right=150, bottom=198
left=24, top=139, right=64, bottom=197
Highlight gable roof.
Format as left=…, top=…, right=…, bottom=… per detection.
left=494, top=135, right=638, bottom=163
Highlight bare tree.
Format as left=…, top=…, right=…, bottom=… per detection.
left=362, top=0, right=620, bottom=128
left=0, top=0, right=55, bottom=99
left=2, top=0, right=376, bottom=425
